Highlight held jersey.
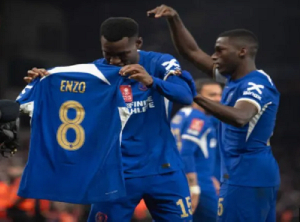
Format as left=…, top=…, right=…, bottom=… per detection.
left=219, top=70, right=280, bottom=187
left=16, top=63, right=130, bottom=204
left=94, top=50, right=188, bottom=178
left=171, top=108, right=217, bottom=190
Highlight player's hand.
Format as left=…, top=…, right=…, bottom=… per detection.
left=191, top=193, right=199, bottom=214
left=24, top=67, right=50, bottom=83
left=147, top=5, right=178, bottom=19
left=212, top=177, right=220, bottom=196
left=120, top=64, right=153, bottom=87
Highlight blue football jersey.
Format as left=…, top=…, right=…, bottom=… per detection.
left=171, top=108, right=217, bottom=188
left=94, top=50, right=186, bottom=178
left=219, top=70, right=280, bottom=187
left=16, top=63, right=130, bottom=204
left=210, top=116, right=221, bottom=182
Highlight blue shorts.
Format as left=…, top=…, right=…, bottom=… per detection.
left=88, top=170, right=192, bottom=222
left=193, top=186, right=218, bottom=222
left=217, top=183, right=278, bottom=222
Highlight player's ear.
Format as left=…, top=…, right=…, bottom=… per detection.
left=239, top=47, right=247, bottom=58
left=136, top=37, right=143, bottom=49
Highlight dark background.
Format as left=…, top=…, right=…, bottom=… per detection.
left=0, top=0, right=299, bottom=221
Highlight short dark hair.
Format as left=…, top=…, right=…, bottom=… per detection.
left=219, top=29, right=259, bottom=56
left=100, top=17, right=139, bottom=42
left=195, top=78, right=221, bottom=93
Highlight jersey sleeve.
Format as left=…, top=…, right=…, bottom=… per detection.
left=156, top=54, right=181, bottom=79
left=16, top=78, right=41, bottom=117
left=235, top=79, right=272, bottom=113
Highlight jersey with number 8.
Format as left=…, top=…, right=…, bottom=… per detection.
left=16, top=63, right=130, bottom=204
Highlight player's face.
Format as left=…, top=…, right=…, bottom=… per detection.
left=200, top=84, right=222, bottom=102
left=212, top=37, right=240, bottom=75
left=101, top=36, right=142, bottom=66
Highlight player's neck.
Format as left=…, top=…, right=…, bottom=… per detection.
left=231, top=61, right=256, bottom=80
left=192, top=103, right=206, bottom=114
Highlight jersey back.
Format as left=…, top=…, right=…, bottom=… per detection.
left=17, top=64, right=130, bottom=204
left=171, top=108, right=217, bottom=188
left=220, top=70, right=280, bottom=187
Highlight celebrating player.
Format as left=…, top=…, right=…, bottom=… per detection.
left=23, top=17, right=196, bottom=221
left=171, top=79, right=222, bottom=221
left=149, top=5, right=280, bottom=222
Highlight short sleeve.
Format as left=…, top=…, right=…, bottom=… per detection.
left=16, top=78, right=41, bottom=116
left=235, top=81, right=272, bottom=113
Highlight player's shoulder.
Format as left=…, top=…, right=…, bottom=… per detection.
left=139, top=50, right=173, bottom=59
left=241, top=70, right=279, bottom=95
left=139, top=50, right=179, bottom=65
left=246, top=70, right=276, bottom=87
left=171, top=107, right=192, bottom=125
left=47, top=63, right=119, bottom=84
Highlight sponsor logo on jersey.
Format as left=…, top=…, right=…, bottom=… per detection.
left=247, top=82, right=264, bottom=94
left=126, top=96, right=155, bottom=114
left=243, top=82, right=264, bottom=100
left=242, top=91, right=262, bottom=100
left=161, top=59, right=180, bottom=71
left=120, top=85, right=133, bottom=103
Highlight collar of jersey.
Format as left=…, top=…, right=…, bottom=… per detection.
left=228, top=70, right=258, bottom=84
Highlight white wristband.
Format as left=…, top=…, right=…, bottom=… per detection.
left=190, top=185, right=201, bottom=195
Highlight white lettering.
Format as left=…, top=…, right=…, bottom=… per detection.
left=243, top=91, right=262, bottom=100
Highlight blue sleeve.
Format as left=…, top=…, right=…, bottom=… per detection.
left=16, top=78, right=40, bottom=105
left=180, top=139, right=198, bottom=173
left=236, top=75, right=275, bottom=113
left=151, top=54, right=195, bottom=104
left=16, top=78, right=41, bottom=117
left=151, top=75, right=193, bottom=105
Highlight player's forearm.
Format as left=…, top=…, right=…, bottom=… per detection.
left=193, top=95, right=251, bottom=127
left=186, top=172, right=198, bottom=187
left=151, top=76, right=193, bottom=105
left=167, top=15, right=214, bottom=76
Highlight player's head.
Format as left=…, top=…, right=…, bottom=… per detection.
left=100, top=17, right=143, bottom=66
left=212, top=29, right=259, bottom=75
left=195, top=78, right=222, bottom=103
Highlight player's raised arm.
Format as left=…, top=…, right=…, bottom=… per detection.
left=147, top=5, right=214, bottom=77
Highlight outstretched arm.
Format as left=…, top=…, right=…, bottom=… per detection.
left=147, top=5, right=214, bottom=77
